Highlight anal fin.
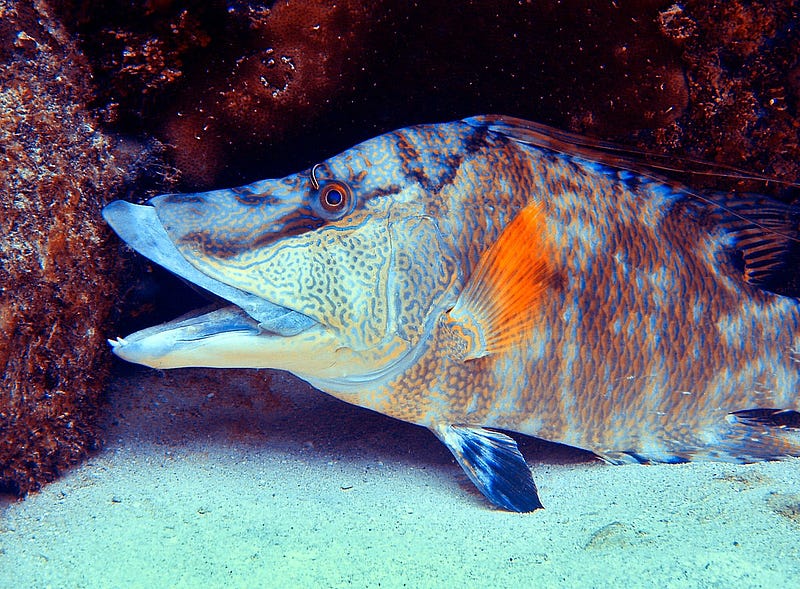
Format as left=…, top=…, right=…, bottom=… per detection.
left=432, top=424, right=543, bottom=512
left=730, top=407, right=800, bottom=429
left=718, top=407, right=800, bottom=460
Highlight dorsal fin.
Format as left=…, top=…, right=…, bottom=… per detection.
left=443, top=201, right=554, bottom=360
left=469, top=115, right=800, bottom=191
left=713, top=197, right=800, bottom=296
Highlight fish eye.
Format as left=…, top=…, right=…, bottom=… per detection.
left=319, top=181, right=351, bottom=214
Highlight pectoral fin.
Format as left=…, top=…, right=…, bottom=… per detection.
left=443, top=201, right=555, bottom=360
left=432, top=424, right=543, bottom=512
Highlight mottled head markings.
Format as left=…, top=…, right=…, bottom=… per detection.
left=233, top=192, right=282, bottom=207
left=395, top=130, right=458, bottom=192
left=179, top=206, right=326, bottom=260
left=173, top=164, right=361, bottom=260
left=160, top=193, right=204, bottom=205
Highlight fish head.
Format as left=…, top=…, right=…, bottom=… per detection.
left=104, top=124, right=467, bottom=391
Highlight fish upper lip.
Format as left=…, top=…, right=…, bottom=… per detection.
left=102, top=200, right=317, bottom=338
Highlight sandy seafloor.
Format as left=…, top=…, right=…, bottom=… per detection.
left=2, top=365, right=799, bottom=588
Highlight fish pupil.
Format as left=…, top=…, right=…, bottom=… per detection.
left=326, top=189, right=342, bottom=206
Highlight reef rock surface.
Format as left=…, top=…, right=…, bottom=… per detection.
left=0, top=0, right=151, bottom=495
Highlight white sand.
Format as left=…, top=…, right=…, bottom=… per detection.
left=2, top=365, right=799, bottom=588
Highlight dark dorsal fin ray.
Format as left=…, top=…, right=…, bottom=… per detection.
left=469, top=115, right=800, bottom=191
left=710, top=197, right=800, bottom=296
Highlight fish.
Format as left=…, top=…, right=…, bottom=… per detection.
left=102, top=115, right=800, bottom=512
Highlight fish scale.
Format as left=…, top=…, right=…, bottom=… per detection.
left=103, top=115, right=800, bottom=511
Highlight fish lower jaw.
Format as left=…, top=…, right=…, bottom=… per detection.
left=107, top=304, right=294, bottom=369
left=110, top=330, right=279, bottom=369
left=105, top=304, right=379, bottom=379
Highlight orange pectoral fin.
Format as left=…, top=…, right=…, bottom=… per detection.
left=444, top=201, right=555, bottom=361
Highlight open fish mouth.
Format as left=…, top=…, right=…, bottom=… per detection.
left=102, top=201, right=316, bottom=368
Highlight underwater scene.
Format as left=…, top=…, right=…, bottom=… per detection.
left=2, top=1, right=800, bottom=586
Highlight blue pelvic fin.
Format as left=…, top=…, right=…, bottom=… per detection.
left=432, top=424, right=543, bottom=512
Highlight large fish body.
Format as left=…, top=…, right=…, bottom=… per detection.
left=103, top=116, right=800, bottom=511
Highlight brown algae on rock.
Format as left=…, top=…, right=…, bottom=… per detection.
left=0, top=0, right=152, bottom=496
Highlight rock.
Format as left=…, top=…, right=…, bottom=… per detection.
left=0, top=0, right=153, bottom=496
left=656, top=1, right=800, bottom=197
left=54, top=0, right=386, bottom=187
left=53, top=1, right=799, bottom=198
left=765, top=491, right=800, bottom=526
left=584, top=521, right=651, bottom=551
